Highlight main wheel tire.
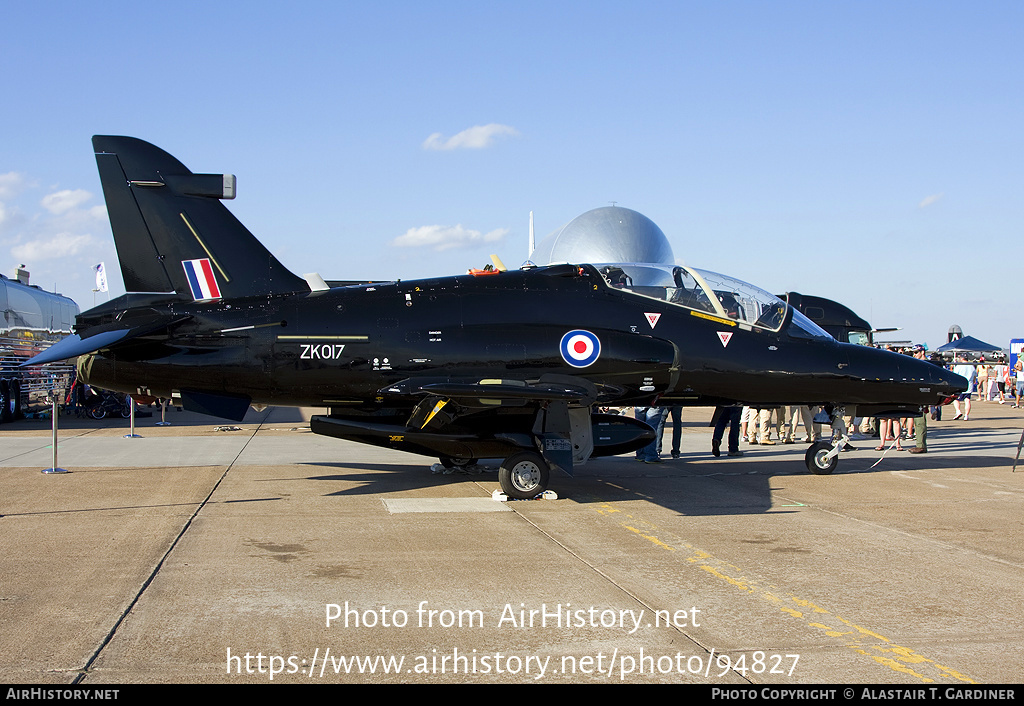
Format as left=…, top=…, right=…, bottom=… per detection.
left=10, top=380, right=21, bottom=419
left=805, top=441, right=838, bottom=475
left=498, top=451, right=550, bottom=499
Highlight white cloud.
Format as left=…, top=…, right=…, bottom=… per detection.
left=422, top=124, right=520, bottom=151
left=0, top=172, right=26, bottom=200
left=11, top=232, right=96, bottom=261
left=918, top=193, right=944, bottom=209
left=391, top=224, right=508, bottom=251
left=41, top=189, right=92, bottom=215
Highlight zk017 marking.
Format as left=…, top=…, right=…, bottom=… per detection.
left=301, top=344, right=347, bottom=360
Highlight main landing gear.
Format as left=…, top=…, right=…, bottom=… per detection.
left=436, top=451, right=551, bottom=499
left=438, top=455, right=477, bottom=470
left=497, top=451, right=550, bottom=500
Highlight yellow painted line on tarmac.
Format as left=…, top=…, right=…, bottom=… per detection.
left=590, top=499, right=977, bottom=684
left=622, top=523, right=676, bottom=552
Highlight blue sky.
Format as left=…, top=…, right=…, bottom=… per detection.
left=2, top=1, right=1021, bottom=349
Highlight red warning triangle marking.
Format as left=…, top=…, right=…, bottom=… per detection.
left=645, top=312, right=661, bottom=329
left=718, top=331, right=733, bottom=347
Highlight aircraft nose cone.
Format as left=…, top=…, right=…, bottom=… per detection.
left=845, top=345, right=967, bottom=406
left=937, top=362, right=969, bottom=393
left=897, top=350, right=967, bottom=389
left=898, top=350, right=969, bottom=402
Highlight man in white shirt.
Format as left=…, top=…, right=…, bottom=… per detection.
left=990, top=364, right=1006, bottom=403
left=952, top=357, right=976, bottom=421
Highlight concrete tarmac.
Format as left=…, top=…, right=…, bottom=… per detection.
left=1, top=402, right=1022, bottom=684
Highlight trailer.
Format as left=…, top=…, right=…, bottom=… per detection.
left=0, top=270, right=79, bottom=421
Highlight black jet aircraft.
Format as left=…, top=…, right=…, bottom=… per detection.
left=28, top=136, right=967, bottom=498
left=781, top=292, right=900, bottom=347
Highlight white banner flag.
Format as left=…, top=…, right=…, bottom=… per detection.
left=94, top=262, right=108, bottom=293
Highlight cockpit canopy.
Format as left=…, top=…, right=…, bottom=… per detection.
left=593, top=263, right=833, bottom=340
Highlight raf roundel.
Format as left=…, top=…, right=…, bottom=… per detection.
left=560, top=330, right=601, bottom=368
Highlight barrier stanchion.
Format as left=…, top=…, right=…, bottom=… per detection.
left=124, top=396, right=141, bottom=438
left=156, top=398, right=171, bottom=426
left=1013, top=428, right=1023, bottom=472
left=42, top=375, right=68, bottom=474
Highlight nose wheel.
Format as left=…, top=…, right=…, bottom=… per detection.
left=805, top=441, right=839, bottom=474
left=498, top=451, right=550, bottom=499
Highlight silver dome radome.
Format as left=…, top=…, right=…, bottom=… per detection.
left=529, top=206, right=675, bottom=266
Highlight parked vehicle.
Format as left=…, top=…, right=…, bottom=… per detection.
left=1, top=269, right=79, bottom=421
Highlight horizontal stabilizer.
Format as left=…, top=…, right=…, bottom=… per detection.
left=21, top=314, right=192, bottom=366
left=21, top=330, right=130, bottom=366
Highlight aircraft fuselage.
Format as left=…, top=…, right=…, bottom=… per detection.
left=78, top=263, right=960, bottom=416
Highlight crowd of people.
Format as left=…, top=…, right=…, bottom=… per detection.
left=630, top=348, right=1023, bottom=463
left=962, top=358, right=1024, bottom=408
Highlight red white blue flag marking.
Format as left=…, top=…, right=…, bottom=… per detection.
left=560, top=330, right=601, bottom=368
left=182, top=258, right=222, bottom=301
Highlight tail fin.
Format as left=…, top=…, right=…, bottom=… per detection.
left=93, top=136, right=306, bottom=300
